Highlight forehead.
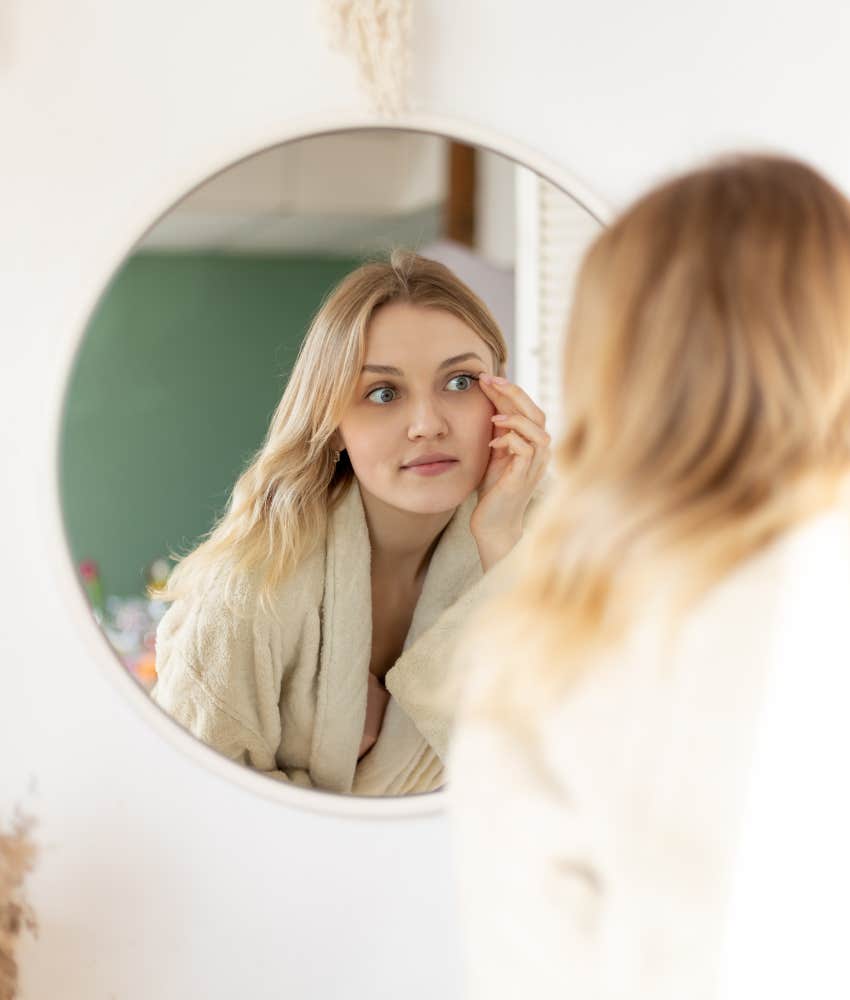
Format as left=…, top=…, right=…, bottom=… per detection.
left=364, top=301, right=489, bottom=365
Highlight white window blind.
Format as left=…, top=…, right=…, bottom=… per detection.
left=515, top=166, right=602, bottom=442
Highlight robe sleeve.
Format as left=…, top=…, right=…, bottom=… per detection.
left=384, top=548, right=518, bottom=761
left=150, top=577, right=311, bottom=787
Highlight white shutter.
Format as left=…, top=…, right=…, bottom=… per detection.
left=514, top=166, right=602, bottom=441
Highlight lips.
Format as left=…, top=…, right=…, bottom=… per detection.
left=402, top=452, right=458, bottom=468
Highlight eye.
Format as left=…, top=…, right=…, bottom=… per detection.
left=366, top=385, right=398, bottom=405
left=446, top=373, right=477, bottom=392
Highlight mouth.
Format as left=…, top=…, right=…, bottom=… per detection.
left=401, top=454, right=460, bottom=476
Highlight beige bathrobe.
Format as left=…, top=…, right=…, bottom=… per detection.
left=447, top=502, right=850, bottom=999
left=151, top=479, right=505, bottom=796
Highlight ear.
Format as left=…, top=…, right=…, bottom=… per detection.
left=329, top=429, right=345, bottom=451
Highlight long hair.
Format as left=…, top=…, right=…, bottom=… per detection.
left=160, top=250, right=508, bottom=610
left=468, top=155, right=850, bottom=722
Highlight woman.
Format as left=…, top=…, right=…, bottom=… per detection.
left=151, top=250, right=550, bottom=796
left=447, top=156, right=850, bottom=997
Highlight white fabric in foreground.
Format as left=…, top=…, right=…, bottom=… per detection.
left=448, top=503, right=850, bottom=999
left=717, top=508, right=850, bottom=1000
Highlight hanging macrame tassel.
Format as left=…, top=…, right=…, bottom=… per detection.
left=321, top=0, right=413, bottom=116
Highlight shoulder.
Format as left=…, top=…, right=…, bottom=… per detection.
left=681, top=503, right=850, bottom=658
left=157, top=544, right=326, bottom=653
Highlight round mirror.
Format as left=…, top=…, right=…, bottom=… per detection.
left=57, top=125, right=604, bottom=810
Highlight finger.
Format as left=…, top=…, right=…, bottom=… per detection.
left=489, top=430, right=535, bottom=462
left=491, top=432, right=534, bottom=484
left=479, top=376, right=546, bottom=426
left=476, top=376, right=514, bottom=412
left=476, top=376, right=525, bottom=419
left=491, top=413, right=551, bottom=450
left=494, top=415, right=552, bottom=483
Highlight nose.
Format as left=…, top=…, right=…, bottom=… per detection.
left=407, top=394, right=449, bottom=441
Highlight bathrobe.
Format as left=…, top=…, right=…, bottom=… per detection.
left=447, top=502, right=850, bottom=999
left=151, top=478, right=505, bottom=796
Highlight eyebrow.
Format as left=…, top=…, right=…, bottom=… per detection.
left=361, top=352, right=487, bottom=376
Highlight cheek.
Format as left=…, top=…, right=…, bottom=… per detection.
left=339, top=415, right=395, bottom=472
left=460, top=394, right=497, bottom=454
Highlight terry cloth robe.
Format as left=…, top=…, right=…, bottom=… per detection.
left=446, top=501, right=850, bottom=1000
left=151, top=478, right=507, bottom=796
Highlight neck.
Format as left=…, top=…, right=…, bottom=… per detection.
left=357, top=484, right=456, bottom=583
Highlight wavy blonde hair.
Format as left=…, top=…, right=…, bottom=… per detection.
left=469, top=154, right=850, bottom=721
left=160, top=249, right=508, bottom=609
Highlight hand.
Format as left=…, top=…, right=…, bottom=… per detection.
left=358, top=671, right=391, bottom=760
left=470, top=374, right=551, bottom=571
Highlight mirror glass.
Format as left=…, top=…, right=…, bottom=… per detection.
left=59, top=128, right=602, bottom=797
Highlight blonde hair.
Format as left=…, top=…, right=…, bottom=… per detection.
left=160, top=249, right=508, bottom=608
left=470, top=154, right=850, bottom=721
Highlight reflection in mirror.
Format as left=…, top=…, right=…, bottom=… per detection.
left=60, top=129, right=602, bottom=797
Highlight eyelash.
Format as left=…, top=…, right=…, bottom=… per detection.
left=365, top=372, right=481, bottom=405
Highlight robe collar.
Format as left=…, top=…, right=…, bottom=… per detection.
left=308, top=478, right=481, bottom=794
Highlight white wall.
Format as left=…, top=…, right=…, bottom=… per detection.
left=476, top=151, right=516, bottom=267
left=2, top=1, right=850, bottom=997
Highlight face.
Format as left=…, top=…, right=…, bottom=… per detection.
left=335, top=301, right=499, bottom=515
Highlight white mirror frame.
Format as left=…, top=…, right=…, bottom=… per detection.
left=47, top=110, right=610, bottom=821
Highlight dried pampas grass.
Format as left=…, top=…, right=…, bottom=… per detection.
left=0, top=812, right=38, bottom=1000
left=321, top=0, right=413, bottom=114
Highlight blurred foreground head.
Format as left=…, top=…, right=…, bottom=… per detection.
left=475, top=155, right=850, bottom=711
left=563, top=154, right=850, bottom=505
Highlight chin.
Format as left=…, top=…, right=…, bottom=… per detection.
left=406, top=480, right=478, bottom=513
left=380, top=480, right=476, bottom=516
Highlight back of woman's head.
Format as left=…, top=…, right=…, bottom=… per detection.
left=471, top=155, right=850, bottom=715
left=564, top=155, right=850, bottom=502
left=161, top=249, right=507, bottom=609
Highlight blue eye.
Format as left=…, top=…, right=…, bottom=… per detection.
left=446, top=373, right=476, bottom=392
left=367, top=385, right=398, bottom=405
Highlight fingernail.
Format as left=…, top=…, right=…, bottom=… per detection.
left=492, top=414, right=507, bottom=421
left=491, top=376, right=508, bottom=384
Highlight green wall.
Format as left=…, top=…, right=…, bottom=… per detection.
left=60, top=251, right=362, bottom=598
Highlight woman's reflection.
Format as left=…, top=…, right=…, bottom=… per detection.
left=151, top=250, right=549, bottom=795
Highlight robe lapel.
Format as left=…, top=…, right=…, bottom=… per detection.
left=308, top=481, right=372, bottom=793
left=404, top=490, right=482, bottom=648
left=309, top=480, right=482, bottom=796
left=352, top=490, right=483, bottom=795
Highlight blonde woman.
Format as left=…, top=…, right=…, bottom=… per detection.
left=151, top=251, right=549, bottom=796
left=447, top=156, right=850, bottom=997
